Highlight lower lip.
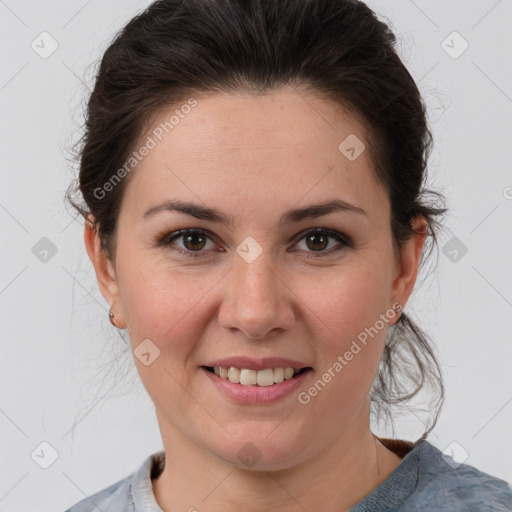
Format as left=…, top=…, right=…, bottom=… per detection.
left=201, top=367, right=312, bottom=404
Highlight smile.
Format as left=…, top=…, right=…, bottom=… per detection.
left=205, top=366, right=310, bottom=386
left=202, top=364, right=313, bottom=404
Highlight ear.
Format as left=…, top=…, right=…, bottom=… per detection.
left=84, top=215, right=126, bottom=329
left=389, top=215, right=428, bottom=323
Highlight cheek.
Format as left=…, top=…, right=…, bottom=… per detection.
left=118, top=255, right=223, bottom=355
left=299, top=259, right=392, bottom=346
left=296, top=262, right=392, bottom=403
left=117, top=263, right=223, bottom=409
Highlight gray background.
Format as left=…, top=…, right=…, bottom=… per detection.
left=1, top=0, right=511, bottom=510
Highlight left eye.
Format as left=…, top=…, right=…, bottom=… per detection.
left=158, top=228, right=349, bottom=258
left=159, top=229, right=218, bottom=256
left=293, top=228, right=347, bottom=254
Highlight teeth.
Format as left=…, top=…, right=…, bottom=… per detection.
left=256, top=368, right=274, bottom=387
left=227, top=367, right=240, bottom=383
left=212, top=366, right=304, bottom=386
left=274, top=367, right=284, bottom=383
left=240, top=369, right=257, bottom=385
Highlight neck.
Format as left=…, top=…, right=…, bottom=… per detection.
left=152, top=413, right=402, bottom=511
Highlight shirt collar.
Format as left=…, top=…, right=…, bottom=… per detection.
left=131, top=450, right=165, bottom=511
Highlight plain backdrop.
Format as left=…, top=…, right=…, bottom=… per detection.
left=1, top=0, right=511, bottom=510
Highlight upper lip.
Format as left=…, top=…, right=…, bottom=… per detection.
left=204, top=356, right=312, bottom=371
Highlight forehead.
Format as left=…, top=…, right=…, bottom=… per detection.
left=121, top=87, right=388, bottom=222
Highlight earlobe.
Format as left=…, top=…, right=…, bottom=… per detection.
left=390, top=215, right=428, bottom=321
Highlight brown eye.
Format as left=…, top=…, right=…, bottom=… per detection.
left=182, top=232, right=207, bottom=251
left=159, top=229, right=217, bottom=258
left=305, top=232, right=329, bottom=251
left=293, top=228, right=350, bottom=257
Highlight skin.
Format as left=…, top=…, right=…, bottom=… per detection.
left=85, top=87, right=427, bottom=512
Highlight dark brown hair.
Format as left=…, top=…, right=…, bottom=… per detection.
left=67, top=0, right=447, bottom=436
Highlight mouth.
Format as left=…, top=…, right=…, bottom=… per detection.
left=202, top=366, right=312, bottom=387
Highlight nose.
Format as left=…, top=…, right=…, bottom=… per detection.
left=218, top=249, right=295, bottom=340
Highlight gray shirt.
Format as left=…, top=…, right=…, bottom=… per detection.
left=64, top=439, right=512, bottom=511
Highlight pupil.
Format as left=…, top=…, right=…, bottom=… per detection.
left=307, top=233, right=328, bottom=251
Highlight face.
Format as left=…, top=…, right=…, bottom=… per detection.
left=87, top=87, right=424, bottom=470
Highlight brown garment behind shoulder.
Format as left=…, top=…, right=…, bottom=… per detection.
left=378, top=437, right=416, bottom=459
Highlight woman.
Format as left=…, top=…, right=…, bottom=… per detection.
left=64, top=0, right=512, bottom=510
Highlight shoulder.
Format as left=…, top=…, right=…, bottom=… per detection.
left=63, top=451, right=165, bottom=512
left=402, top=440, right=512, bottom=511
left=63, top=474, right=133, bottom=512
left=352, top=440, right=512, bottom=512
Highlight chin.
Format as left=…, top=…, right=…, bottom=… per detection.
left=208, top=429, right=312, bottom=472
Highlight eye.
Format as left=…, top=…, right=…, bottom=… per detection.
left=291, top=228, right=350, bottom=258
left=158, top=228, right=220, bottom=258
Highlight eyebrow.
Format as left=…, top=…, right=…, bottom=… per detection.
left=142, top=198, right=367, bottom=225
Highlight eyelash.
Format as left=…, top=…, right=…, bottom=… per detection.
left=157, top=228, right=352, bottom=259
